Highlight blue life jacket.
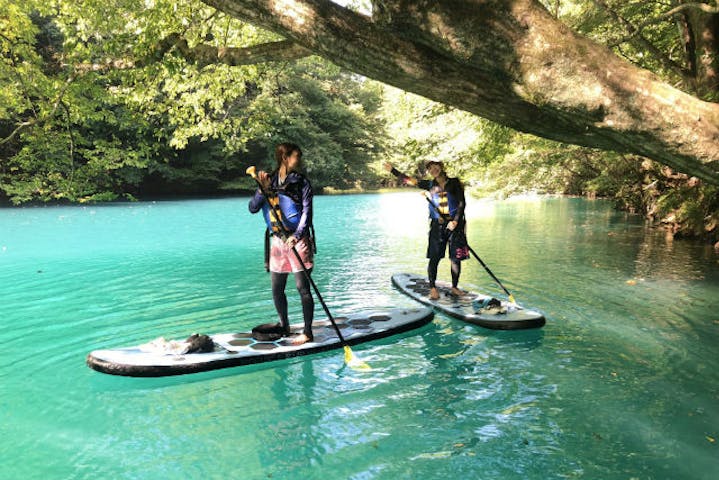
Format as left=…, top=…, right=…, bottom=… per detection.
left=262, top=191, right=302, bottom=234
left=428, top=183, right=460, bottom=220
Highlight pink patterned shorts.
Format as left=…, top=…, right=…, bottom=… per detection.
left=269, top=236, right=314, bottom=273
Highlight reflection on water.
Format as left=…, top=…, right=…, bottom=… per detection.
left=1, top=195, right=717, bottom=479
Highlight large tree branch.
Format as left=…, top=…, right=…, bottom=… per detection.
left=164, top=34, right=312, bottom=66
left=200, top=0, right=719, bottom=184
left=71, top=36, right=312, bottom=74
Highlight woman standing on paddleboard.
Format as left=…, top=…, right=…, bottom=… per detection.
left=249, top=143, right=315, bottom=345
left=385, top=160, right=469, bottom=300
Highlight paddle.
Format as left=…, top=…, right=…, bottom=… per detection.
left=246, top=166, right=370, bottom=370
left=422, top=192, right=517, bottom=304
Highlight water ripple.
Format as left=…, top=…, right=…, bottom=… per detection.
left=2, top=195, right=718, bottom=480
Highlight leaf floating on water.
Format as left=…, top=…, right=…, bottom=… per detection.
left=460, top=337, right=485, bottom=346
left=501, top=402, right=535, bottom=415
left=411, top=451, right=453, bottom=460
left=438, top=351, right=463, bottom=359
left=473, top=353, right=490, bottom=363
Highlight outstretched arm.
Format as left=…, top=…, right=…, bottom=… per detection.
left=384, top=162, right=428, bottom=188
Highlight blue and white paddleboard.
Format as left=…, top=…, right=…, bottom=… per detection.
left=87, top=307, right=434, bottom=377
left=392, top=273, right=545, bottom=330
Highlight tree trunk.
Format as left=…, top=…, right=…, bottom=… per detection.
left=681, top=5, right=719, bottom=96
left=200, top=0, right=719, bottom=185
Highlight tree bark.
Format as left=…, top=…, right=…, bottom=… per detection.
left=158, top=35, right=312, bottom=67
left=681, top=4, right=719, bottom=96
left=200, top=0, right=719, bottom=185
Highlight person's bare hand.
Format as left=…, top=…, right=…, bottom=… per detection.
left=257, top=171, right=271, bottom=190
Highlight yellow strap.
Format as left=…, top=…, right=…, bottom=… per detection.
left=268, top=194, right=283, bottom=234
left=437, top=192, right=450, bottom=216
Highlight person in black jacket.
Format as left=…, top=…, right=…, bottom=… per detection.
left=249, top=143, right=315, bottom=345
left=385, top=160, right=469, bottom=300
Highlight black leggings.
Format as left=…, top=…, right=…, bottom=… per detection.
left=428, top=258, right=461, bottom=289
left=271, top=270, right=314, bottom=337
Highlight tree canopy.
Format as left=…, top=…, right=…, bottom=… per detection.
left=199, top=0, right=719, bottom=185
left=1, top=0, right=717, bottom=241
left=0, top=0, right=385, bottom=202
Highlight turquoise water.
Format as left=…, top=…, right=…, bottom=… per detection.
left=1, top=193, right=717, bottom=479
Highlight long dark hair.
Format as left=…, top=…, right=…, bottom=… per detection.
left=274, top=142, right=303, bottom=170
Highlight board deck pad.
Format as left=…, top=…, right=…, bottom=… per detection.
left=392, top=273, right=545, bottom=330
left=87, top=307, right=433, bottom=377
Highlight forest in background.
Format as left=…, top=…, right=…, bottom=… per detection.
left=1, top=0, right=717, bottom=244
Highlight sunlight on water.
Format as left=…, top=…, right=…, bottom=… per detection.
left=1, top=195, right=718, bottom=480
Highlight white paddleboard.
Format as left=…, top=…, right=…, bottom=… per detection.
left=392, top=273, right=545, bottom=330
left=87, top=307, right=434, bottom=377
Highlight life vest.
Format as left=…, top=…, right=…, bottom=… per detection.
left=428, top=185, right=459, bottom=220
left=261, top=191, right=302, bottom=234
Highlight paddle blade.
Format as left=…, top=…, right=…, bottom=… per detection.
left=245, top=165, right=257, bottom=178
left=344, top=346, right=371, bottom=371
left=508, top=294, right=517, bottom=305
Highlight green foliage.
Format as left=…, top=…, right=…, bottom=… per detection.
left=640, top=166, right=719, bottom=241
left=0, top=0, right=385, bottom=201
left=378, top=87, right=513, bottom=182
left=547, top=0, right=716, bottom=99
left=0, top=1, right=159, bottom=203
left=478, top=131, right=718, bottom=242
left=257, top=59, right=386, bottom=188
